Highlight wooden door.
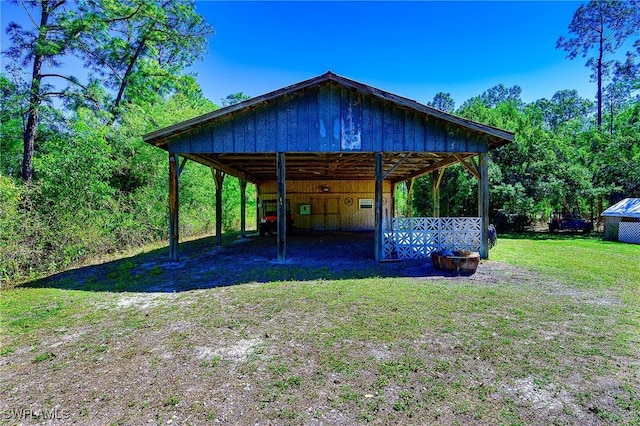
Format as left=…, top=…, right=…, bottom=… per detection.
left=310, top=197, right=341, bottom=230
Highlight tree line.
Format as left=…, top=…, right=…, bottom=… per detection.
left=1, top=0, right=639, bottom=284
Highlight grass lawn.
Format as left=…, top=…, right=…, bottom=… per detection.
left=1, top=234, right=639, bottom=425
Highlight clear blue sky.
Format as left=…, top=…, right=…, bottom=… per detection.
left=193, top=1, right=597, bottom=107
left=1, top=1, right=607, bottom=108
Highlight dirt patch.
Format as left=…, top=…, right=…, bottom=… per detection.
left=3, top=232, right=637, bottom=425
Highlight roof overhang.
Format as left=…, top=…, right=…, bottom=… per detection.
left=601, top=198, right=640, bottom=218
left=143, top=71, right=514, bottom=184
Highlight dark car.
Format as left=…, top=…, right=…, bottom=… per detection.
left=548, top=212, right=593, bottom=233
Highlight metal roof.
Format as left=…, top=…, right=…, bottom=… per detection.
left=143, top=71, right=514, bottom=184
left=601, top=198, right=640, bottom=219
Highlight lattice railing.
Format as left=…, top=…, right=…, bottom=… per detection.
left=383, top=217, right=482, bottom=259
left=619, top=222, right=640, bottom=244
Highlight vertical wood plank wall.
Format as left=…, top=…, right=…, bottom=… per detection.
left=168, top=83, right=489, bottom=155
left=258, top=180, right=392, bottom=231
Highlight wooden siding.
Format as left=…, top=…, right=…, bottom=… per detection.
left=168, top=83, right=489, bottom=155
left=258, top=180, right=392, bottom=231
left=603, top=216, right=620, bottom=241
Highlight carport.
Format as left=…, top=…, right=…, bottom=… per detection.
left=142, top=72, right=513, bottom=262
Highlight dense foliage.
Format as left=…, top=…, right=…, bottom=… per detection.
left=1, top=1, right=639, bottom=285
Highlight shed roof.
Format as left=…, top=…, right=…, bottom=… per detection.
left=601, top=198, right=640, bottom=219
left=142, top=71, right=514, bottom=184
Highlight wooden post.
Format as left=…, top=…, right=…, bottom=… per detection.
left=212, top=168, right=225, bottom=246
left=168, top=153, right=179, bottom=261
left=432, top=168, right=444, bottom=218
left=390, top=183, right=396, bottom=219
left=374, top=152, right=383, bottom=262
left=405, top=178, right=414, bottom=217
left=276, top=152, right=286, bottom=262
left=478, top=153, right=489, bottom=259
left=240, top=179, right=247, bottom=238
left=256, top=186, right=261, bottom=234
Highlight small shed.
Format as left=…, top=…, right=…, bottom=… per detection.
left=601, top=198, right=640, bottom=244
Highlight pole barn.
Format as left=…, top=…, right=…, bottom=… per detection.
left=143, top=72, right=513, bottom=262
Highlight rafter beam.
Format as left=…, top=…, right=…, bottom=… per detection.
left=183, top=154, right=259, bottom=184
left=383, top=152, right=411, bottom=179
left=454, top=154, right=480, bottom=180
left=397, top=153, right=476, bottom=183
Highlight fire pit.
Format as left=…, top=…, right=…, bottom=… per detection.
left=431, top=250, right=480, bottom=275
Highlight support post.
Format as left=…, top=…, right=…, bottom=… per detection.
left=276, top=152, right=286, bottom=262
left=168, top=153, right=179, bottom=261
left=212, top=168, right=225, bottom=246
left=256, top=186, right=261, bottom=233
left=240, top=179, right=247, bottom=238
left=478, top=153, right=489, bottom=259
left=374, top=152, right=383, bottom=262
left=405, top=178, right=414, bottom=217
left=432, top=168, right=444, bottom=218
left=390, top=182, right=396, bottom=219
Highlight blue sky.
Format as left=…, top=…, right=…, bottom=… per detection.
left=193, top=1, right=598, bottom=107
left=1, top=1, right=609, bottom=108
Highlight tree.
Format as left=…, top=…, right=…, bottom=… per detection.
left=458, top=84, right=523, bottom=112
left=221, top=92, right=251, bottom=107
left=427, top=92, right=455, bottom=113
left=557, top=0, right=640, bottom=128
left=535, top=89, right=593, bottom=131
left=3, top=0, right=212, bottom=183
left=4, top=0, right=86, bottom=183
left=0, top=74, right=27, bottom=177
left=79, top=0, right=213, bottom=120
left=602, top=41, right=640, bottom=132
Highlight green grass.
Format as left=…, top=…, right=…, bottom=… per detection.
left=493, top=234, right=639, bottom=296
left=1, top=235, right=638, bottom=425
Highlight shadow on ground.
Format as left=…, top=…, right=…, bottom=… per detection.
left=24, top=231, right=467, bottom=293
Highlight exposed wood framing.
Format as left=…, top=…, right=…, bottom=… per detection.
left=186, top=154, right=253, bottom=184
left=169, top=153, right=179, bottom=261
left=212, top=168, right=225, bottom=246
left=178, top=156, right=188, bottom=177
left=276, top=152, right=286, bottom=262
left=374, top=152, right=383, bottom=262
left=401, top=153, right=476, bottom=182
left=454, top=154, right=480, bottom=180
left=382, top=153, right=411, bottom=179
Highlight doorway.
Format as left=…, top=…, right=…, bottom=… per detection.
left=311, top=197, right=341, bottom=230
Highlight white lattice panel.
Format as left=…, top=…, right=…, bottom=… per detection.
left=619, top=222, right=640, bottom=244
left=384, top=217, right=482, bottom=259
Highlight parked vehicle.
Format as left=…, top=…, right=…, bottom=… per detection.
left=548, top=212, right=593, bottom=233
left=491, top=209, right=531, bottom=233
left=259, top=199, right=294, bottom=236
